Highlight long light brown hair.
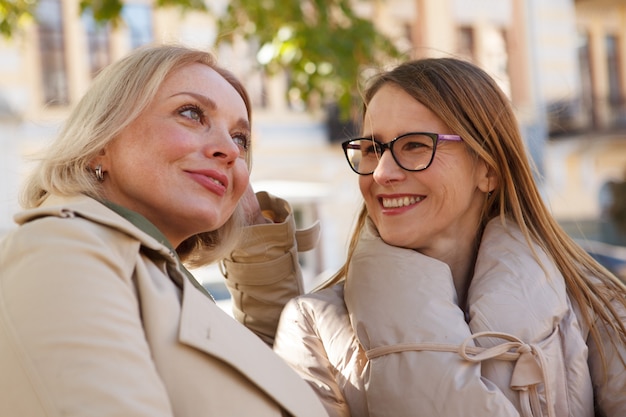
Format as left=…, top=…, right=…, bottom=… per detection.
left=330, top=57, right=626, bottom=364
left=20, top=44, right=253, bottom=266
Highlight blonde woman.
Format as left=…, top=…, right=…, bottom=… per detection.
left=0, top=44, right=327, bottom=417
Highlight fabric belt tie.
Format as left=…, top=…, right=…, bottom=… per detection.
left=365, top=331, right=553, bottom=417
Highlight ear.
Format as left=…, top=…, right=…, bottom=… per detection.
left=89, top=148, right=108, bottom=171
left=476, top=160, right=498, bottom=194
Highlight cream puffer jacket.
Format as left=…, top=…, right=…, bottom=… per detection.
left=270, top=217, right=626, bottom=417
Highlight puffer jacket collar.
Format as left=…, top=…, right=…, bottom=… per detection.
left=343, top=216, right=590, bottom=417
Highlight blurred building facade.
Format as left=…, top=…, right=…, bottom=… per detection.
left=1, top=0, right=625, bottom=275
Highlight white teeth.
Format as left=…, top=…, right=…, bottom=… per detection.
left=381, top=196, right=422, bottom=208
left=209, top=177, right=223, bottom=186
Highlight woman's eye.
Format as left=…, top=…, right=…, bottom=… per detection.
left=404, top=141, right=428, bottom=150
left=232, top=134, right=250, bottom=152
left=179, top=105, right=204, bottom=123
left=363, top=143, right=380, bottom=156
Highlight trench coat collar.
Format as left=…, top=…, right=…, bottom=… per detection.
left=15, top=194, right=171, bottom=254
left=15, top=193, right=212, bottom=299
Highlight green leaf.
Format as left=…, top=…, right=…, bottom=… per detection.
left=0, top=0, right=36, bottom=37
left=2, top=0, right=398, bottom=121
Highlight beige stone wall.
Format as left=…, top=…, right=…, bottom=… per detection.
left=1, top=0, right=625, bottom=266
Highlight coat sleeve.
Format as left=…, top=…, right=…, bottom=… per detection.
left=587, top=291, right=626, bottom=417
left=274, top=292, right=353, bottom=417
left=343, top=224, right=520, bottom=417
left=222, top=191, right=320, bottom=345
left=0, top=217, right=174, bottom=417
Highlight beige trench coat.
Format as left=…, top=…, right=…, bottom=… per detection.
left=0, top=194, right=327, bottom=417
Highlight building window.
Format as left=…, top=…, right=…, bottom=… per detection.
left=457, top=26, right=475, bottom=61
left=482, top=26, right=511, bottom=97
left=36, top=0, right=68, bottom=106
left=577, top=31, right=594, bottom=127
left=82, top=11, right=111, bottom=77
left=122, top=4, right=153, bottom=49
left=606, top=35, right=623, bottom=107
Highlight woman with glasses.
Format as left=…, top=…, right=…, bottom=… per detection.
left=265, top=58, right=626, bottom=417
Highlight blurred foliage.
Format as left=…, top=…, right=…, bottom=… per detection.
left=216, top=0, right=400, bottom=119
left=0, top=0, right=400, bottom=119
left=0, top=0, right=35, bottom=37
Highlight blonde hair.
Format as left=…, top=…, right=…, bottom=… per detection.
left=332, top=57, right=626, bottom=362
left=20, top=44, right=253, bottom=266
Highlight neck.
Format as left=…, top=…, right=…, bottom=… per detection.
left=451, top=262, right=473, bottom=312
left=446, top=241, right=480, bottom=312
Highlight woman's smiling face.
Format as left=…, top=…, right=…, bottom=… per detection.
left=96, top=63, right=250, bottom=247
left=359, top=83, right=492, bottom=261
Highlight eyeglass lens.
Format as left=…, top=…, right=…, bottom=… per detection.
left=345, top=133, right=435, bottom=174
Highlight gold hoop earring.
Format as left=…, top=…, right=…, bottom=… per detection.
left=95, top=165, right=104, bottom=182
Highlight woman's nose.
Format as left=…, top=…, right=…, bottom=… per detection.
left=204, top=129, right=241, bottom=162
left=372, top=150, right=405, bottom=184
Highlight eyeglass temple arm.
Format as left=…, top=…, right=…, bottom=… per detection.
left=438, top=134, right=463, bottom=141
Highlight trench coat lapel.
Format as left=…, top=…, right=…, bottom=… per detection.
left=178, top=276, right=327, bottom=417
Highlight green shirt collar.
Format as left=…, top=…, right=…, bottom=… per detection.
left=101, top=200, right=175, bottom=251
left=101, top=200, right=215, bottom=302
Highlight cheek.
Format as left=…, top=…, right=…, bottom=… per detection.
left=358, top=176, right=371, bottom=199
left=232, top=161, right=250, bottom=197
left=358, top=177, right=380, bottom=218
left=141, top=120, right=196, bottom=157
left=439, top=176, right=478, bottom=211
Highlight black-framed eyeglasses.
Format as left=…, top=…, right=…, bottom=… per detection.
left=341, top=132, right=463, bottom=175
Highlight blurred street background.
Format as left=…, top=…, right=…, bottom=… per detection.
left=1, top=0, right=626, bottom=295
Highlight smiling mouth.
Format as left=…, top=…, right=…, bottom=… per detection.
left=381, top=196, right=424, bottom=208
left=186, top=170, right=228, bottom=195
left=208, top=177, right=224, bottom=187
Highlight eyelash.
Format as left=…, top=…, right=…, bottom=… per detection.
left=178, top=104, right=205, bottom=124
left=232, top=133, right=251, bottom=151
left=178, top=103, right=250, bottom=152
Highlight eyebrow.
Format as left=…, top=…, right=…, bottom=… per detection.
left=172, top=91, right=250, bottom=132
left=176, top=91, right=217, bottom=110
